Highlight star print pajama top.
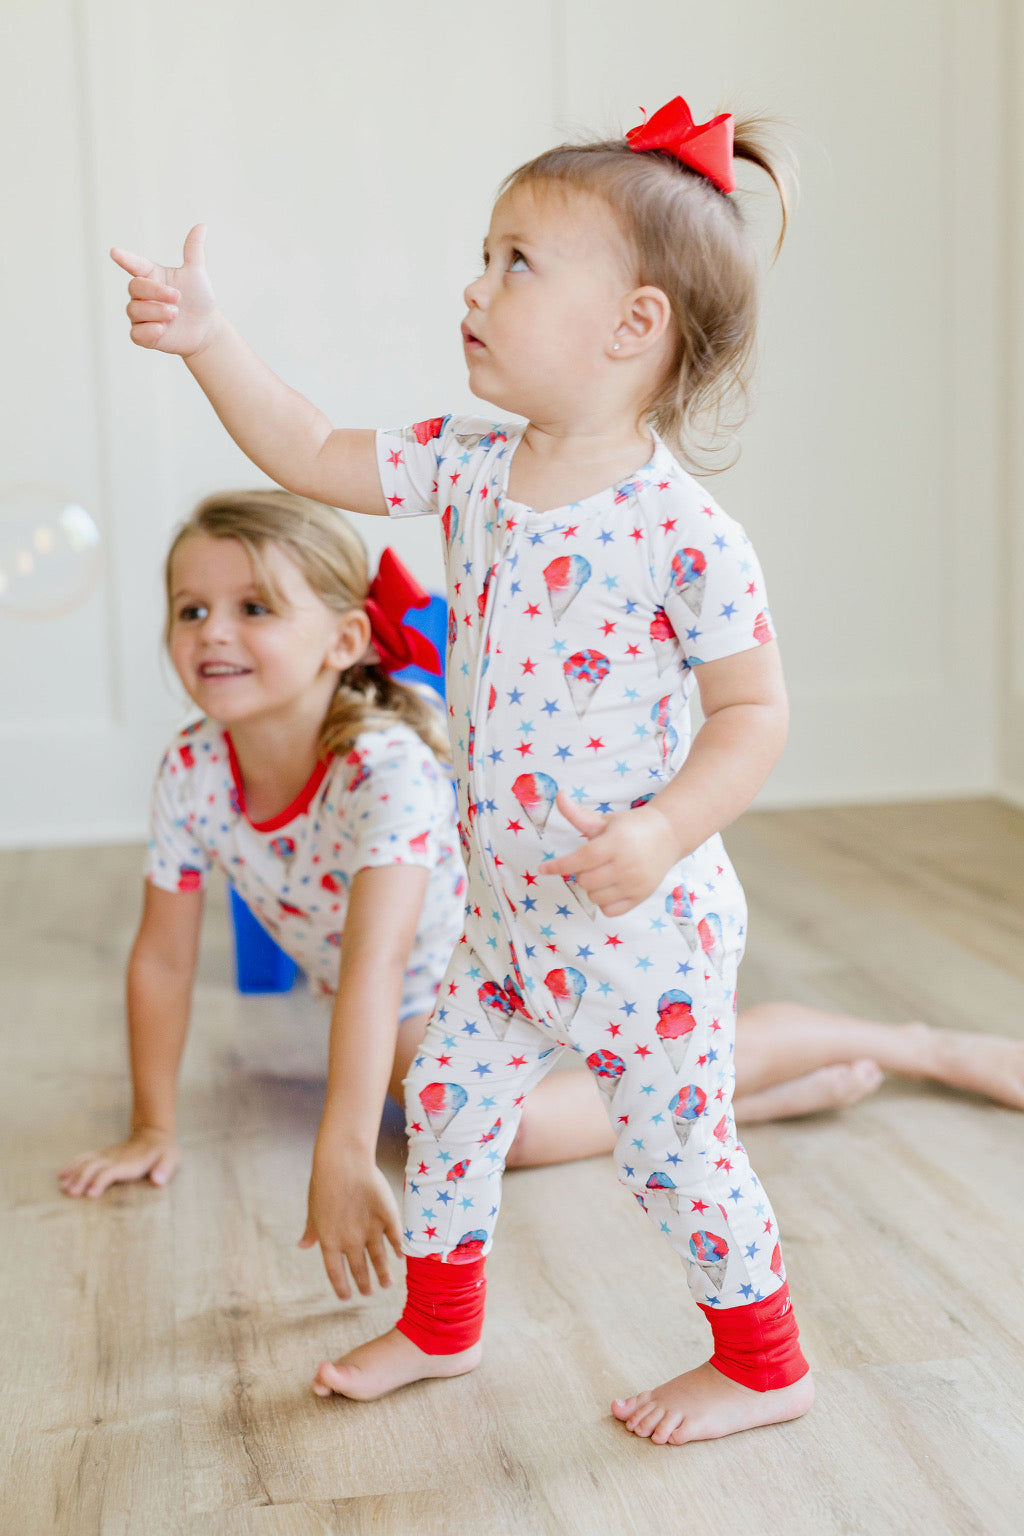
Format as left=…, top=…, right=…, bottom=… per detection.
left=378, top=415, right=789, bottom=1315
left=146, top=717, right=465, bottom=1021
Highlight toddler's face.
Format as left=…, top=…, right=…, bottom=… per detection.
left=167, top=534, right=354, bottom=727
left=462, top=183, right=635, bottom=423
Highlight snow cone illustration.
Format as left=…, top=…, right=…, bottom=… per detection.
left=563, top=874, right=597, bottom=921
left=444, top=1158, right=472, bottom=1246
left=586, top=1049, right=626, bottom=1100
left=646, top=1171, right=680, bottom=1213
left=563, top=649, right=610, bottom=717
left=512, top=771, right=559, bottom=834
left=419, top=1081, right=469, bottom=1138
left=698, top=912, right=725, bottom=976
left=478, top=1117, right=502, bottom=1147
left=649, top=607, right=678, bottom=673
left=478, top=975, right=528, bottom=1040
left=670, top=547, right=708, bottom=616
left=320, top=870, right=349, bottom=894
left=651, top=695, right=679, bottom=771
left=543, top=554, right=591, bottom=622
left=669, top=1083, right=707, bottom=1146
left=441, top=503, right=459, bottom=544
left=690, top=1228, right=730, bottom=1291
left=411, top=416, right=445, bottom=446
left=545, top=967, right=586, bottom=1026
left=450, top=1230, right=487, bottom=1263
left=655, top=988, right=697, bottom=1072
left=665, top=885, right=699, bottom=950
left=753, top=609, right=772, bottom=645
left=771, top=1242, right=785, bottom=1281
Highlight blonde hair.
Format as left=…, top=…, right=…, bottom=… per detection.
left=165, top=488, right=450, bottom=764
left=501, top=116, right=794, bottom=465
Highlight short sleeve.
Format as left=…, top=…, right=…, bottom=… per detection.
left=376, top=415, right=452, bottom=519
left=145, top=746, right=211, bottom=894
left=343, top=734, right=448, bottom=873
left=658, top=507, right=777, bottom=667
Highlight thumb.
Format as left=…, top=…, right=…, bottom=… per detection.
left=182, top=222, right=207, bottom=267
left=556, top=789, right=606, bottom=839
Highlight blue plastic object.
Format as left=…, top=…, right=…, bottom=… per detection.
left=391, top=592, right=447, bottom=697
left=228, top=591, right=447, bottom=993
left=229, top=885, right=298, bottom=993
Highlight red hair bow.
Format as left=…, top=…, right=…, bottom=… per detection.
left=364, top=547, right=443, bottom=677
left=625, top=96, right=735, bottom=194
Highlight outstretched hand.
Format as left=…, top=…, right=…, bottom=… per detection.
left=58, top=1127, right=181, bottom=1198
left=543, top=791, right=683, bottom=916
left=110, top=223, right=220, bottom=356
left=299, top=1151, right=403, bottom=1301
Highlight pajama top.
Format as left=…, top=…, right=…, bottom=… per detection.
left=377, top=415, right=788, bottom=1309
left=146, top=715, right=465, bottom=1015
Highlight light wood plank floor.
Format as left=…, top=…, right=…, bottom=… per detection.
left=4, top=799, right=1024, bottom=1535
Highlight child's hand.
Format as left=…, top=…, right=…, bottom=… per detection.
left=109, top=224, right=220, bottom=357
left=299, top=1147, right=403, bottom=1301
left=543, top=791, right=684, bottom=917
left=58, top=1127, right=180, bottom=1198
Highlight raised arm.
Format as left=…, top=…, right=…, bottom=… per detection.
left=58, top=881, right=204, bottom=1196
left=298, top=862, right=430, bottom=1298
left=110, top=226, right=386, bottom=515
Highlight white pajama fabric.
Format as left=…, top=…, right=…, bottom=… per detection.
left=378, top=415, right=789, bottom=1311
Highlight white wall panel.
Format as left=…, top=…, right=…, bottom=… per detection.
left=1000, top=0, right=1024, bottom=806
left=0, top=0, right=1013, bottom=844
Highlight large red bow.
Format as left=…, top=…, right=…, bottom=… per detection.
left=364, top=547, right=443, bottom=677
left=625, top=96, right=735, bottom=194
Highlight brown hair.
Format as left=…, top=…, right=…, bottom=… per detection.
left=164, top=488, right=450, bottom=763
left=501, top=116, right=794, bottom=465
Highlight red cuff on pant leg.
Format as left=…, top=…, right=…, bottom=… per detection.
left=395, top=1255, right=487, bottom=1355
left=698, top=1281, right=809, bottom=1391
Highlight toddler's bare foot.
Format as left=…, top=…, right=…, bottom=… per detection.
left=612, top=1360, right=814, bottom=1445
left=312, top=1327, right=481, bottom=1401
left=735, top=1059, right=883, bottom=1124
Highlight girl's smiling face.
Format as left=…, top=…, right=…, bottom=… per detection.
left=168, top=533, right=364, bottom=727
left=461, top=183, right=636, bottom=423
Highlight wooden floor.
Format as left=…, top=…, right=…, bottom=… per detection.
left=5, top=799, right=1024, bottom=1535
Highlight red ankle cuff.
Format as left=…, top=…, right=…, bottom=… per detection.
left=698, top=1281, right=809, bottom=1391
left=396, top=1255, right=487, bottom=1355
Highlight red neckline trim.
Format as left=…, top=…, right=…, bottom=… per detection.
left=225, top=731, right=331, bottom=832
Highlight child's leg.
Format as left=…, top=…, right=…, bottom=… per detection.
left=734, top=1000, right=1024, bottom=1110
left=314, top=973, right=562, bottom=1401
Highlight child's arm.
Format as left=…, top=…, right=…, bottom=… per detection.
left=297, top=862, right=430, bottom=1299
left=58, top=882, right=203, bottom=1197
left=545, top=641, right=788, bottom=916
left=110, top=226, right=386, bottom=516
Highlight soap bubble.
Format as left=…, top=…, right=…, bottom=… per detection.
left=0, top=487, right=102, bottom=619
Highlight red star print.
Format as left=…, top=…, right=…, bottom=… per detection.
left=629, top=526, right=644, bottom=543
left=448, top=981, right=458, bottom=996
left=508, top=1055, right=528, bottom=1069
left=691, top=1198, right=710, bottom=1213
left=387, top=449, right=403, bottom=466
left=438, top=1054, right=451, bottom=1067
left=634, top=1044, right=651, bottom=1058
left=417, top=1162, right=429, bottom=1175
left=450, top=472, right=461, bottom=486
left=410, top=1120, right=423, bottom=1133
left=700, top=504, right=715, bottom=518
left=710, top=1018, right=721, bottom=1032
left=515, top=741, right=533, bottom=757
left=424, top=1226, right=438, bottom=1239
left=587, top=736, right=605, bottom=752
left=604, top=933, right=623, bottom=947
left=617, top=1114, right=629, bottom=1126
left=523, top=870, right=537, bottom=886
left=625, top=643, right=641, bottom=657
left=697, top=1053, right=708, bottom=1066
left=600, top=620, right=617, bottom=636
left=463, top=612, right=473, bottom=627
left=562, top=525, right=579, bottom=540
left=506, top=517, right=517, bottom=532
left=657, top=480, right=669, bottom=491
left=746, top=581, right=757, bottom=596
left=521, top=657, right=537, bottom=674
left=387, top=494, right=404, bottom=508
left=524, top=603, right=541, bottom=618
left=607, top=1023, right=622, bottom=1037
left=480, top=485, right=488, bottom=498
left=659, top=517, right=677, bottom=533
left=715, top=1157, right=733, bottom=1172
left=514, top=1094, right=525, bottom=1107
left=507, top=819, right=524, bottom=834
left=763, top=1219, right=774, bottom=1234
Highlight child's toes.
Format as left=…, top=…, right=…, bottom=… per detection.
left=627, top=1403, right=664, bottom=1438
left=651, top=1412, right=684, bottom=1445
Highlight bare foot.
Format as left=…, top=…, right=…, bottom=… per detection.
left=734, top=1060, right=884, bottom=1124
left=312, top=1327, right=482, bottom=1401
left=921, top=1026, right=1024, bottom=1110
left=612, top=1360, right=814, bottom=1445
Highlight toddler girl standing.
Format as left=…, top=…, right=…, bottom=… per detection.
left=111, top=95, right=813, bottom=1444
